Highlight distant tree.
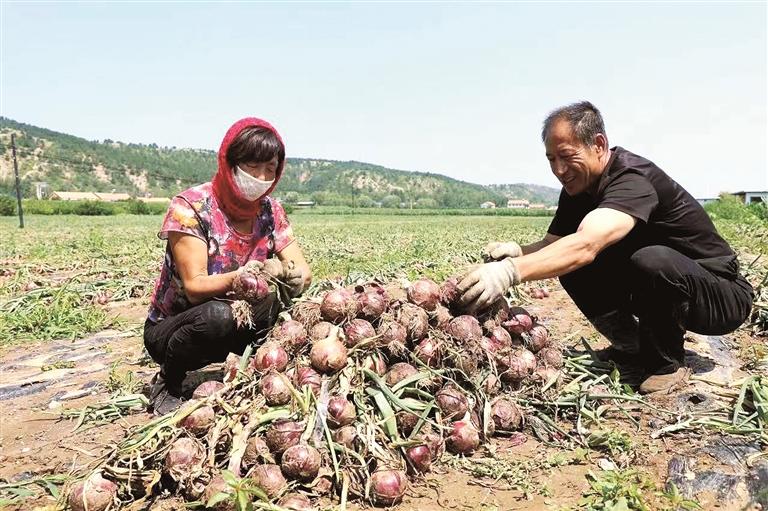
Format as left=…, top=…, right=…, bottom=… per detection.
left=357, top=194, right=375, bottom=208
left=414, top=197, right=437, bottom=209
left=381, top=195, right=400, bottom=208
left=283, top=191, right=300, bottom=204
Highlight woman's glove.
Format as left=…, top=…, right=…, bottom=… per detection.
left=456, top=258, right=520, bottom=313
left=282, top=265, right=305, bottom=298
left=482, top=241, right=523, bottom=262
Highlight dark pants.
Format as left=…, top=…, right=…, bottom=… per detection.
left=560, top=244, right=753, bottom=374
left=144, top=297, right=278, bottom=391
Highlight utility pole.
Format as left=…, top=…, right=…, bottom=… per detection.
left=11, top=134, right=24, bottom=228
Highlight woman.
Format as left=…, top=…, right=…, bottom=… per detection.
left=144, top=118, right=311, bottom=415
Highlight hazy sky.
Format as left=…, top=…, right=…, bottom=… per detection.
left=2, top=1, right=766, bottom=197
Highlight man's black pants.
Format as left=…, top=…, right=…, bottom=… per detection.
left=560, top=244, right=753, bottom=374
left=144, top=298, right=277, bottom=391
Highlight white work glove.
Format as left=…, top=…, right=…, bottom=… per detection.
left=239, top=260, right=264, bottom=275
left=482, top=241, right=523, bottom=262
left=282, top=264, right=305, bottom=298
left=456, top=258, right=521, bottom=313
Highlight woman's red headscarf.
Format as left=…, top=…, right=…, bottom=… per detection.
left=211, top=117, right=285, bottom=222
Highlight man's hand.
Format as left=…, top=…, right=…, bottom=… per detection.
left=457, top=258, right=521, bottom=313
left=483, top=241, right=523, bottom=262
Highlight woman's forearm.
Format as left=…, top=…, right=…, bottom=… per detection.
left=184, top=271, right=238, bottom=305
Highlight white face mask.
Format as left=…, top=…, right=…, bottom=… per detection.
left=233, top=165, right=274, bottom=201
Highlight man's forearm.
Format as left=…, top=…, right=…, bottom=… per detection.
left=515, top=233, right=598, bottom=282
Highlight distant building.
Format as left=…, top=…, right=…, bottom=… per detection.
left=528, top=203, right=546, bottom=210
left=50, top=191, right=100, bottom=201
left=732, top=191, right=767, bottom=205
left=295, top=201, right=316, bottom=208
left=33, top=182, right=50, bottom=200
left=507, top=199, right=530, bottom=209
left=480, top=201, right=496, bottom=209
left=696, top=197, right=719, bottom=206
left=93, top=192, right=131, bottom=202
left=138, top=197, right=171, bottom=203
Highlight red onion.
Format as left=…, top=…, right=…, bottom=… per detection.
left=487, top=326, right=512, bottom=350
left=502, top=307, right=533, bottom=335
left=222, top=352, right=241, bottom=382
left=294, top=366, right=322, bottom=395
left=497, top=347, right=537, bottom=383
left=537, top=346, right=563, bottom=369
left=533, top=366, right=561, bottom=385
left=414, top=337, right=442, bottom=367
left=265, top=419, right=304, bottom=454
left=251, top=342, right=289, bottom=373
left=320, top=288, right=357, bottom=323
left=260, top=371, right=293, bottom=406
left=327, top=395, right=356, bottom=428
left=203, top=475, right=234, bottom=511
left=271, top=320, right=308, bottom=351
left=439, top=276, right=460, bottom=305
left=385, top=362, right=418, bottom=387
left=491, top=397, right=523, bottom=433
left=418, top=428, right=445, bottom=459
left=480, top=336, right=503, bottom=355
left=396, top=411, right=419, bottom=436
left=407, top=278, right=441, bottom=311
left=362, top=352, right=388, bottom=375
left=356, top=285, right=389, bottom=320
left=525, top=323, right=550, bottom=353
left=482, top=373, right=502, bottom=396
left=445, top=315, right=483, bottom=341
left=181, top=405, right=215, bottom=435
left=277, top=493, right=314, bottom=511
left=343, top=318, right=376, bottom=347
left=67, top=472, right=117, bottom=511
left=405, top=444, right=432, bottom=473
left=280, top=444, right=322, bottom=481
left=333, top=425, right=358, bottom=450
left=445, top=419, right=480, bottom=454
left=232, top=271, right=270, bottom=302
left=290, top=300, right=321, bottom=329
left=250, top=464, right=286, bottom=499
left=242, top=436, right=272, bottom=467
left=164, top=437, right=205, bottom=482
left=310, top=336, right=348, bottom=373
left=310, top=321, right=334, bottom=341
left=430, top=304, right=453, bottom=328
left=436, top=385, right=469, bottom=420
left=376, top=320, right=408, bottom=356
left=398, top=303, right=429, bottom=342
left=192, top=380, right=225, bottom=400
left=370, top=469, right=408, bottom=506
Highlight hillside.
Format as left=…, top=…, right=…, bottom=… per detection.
left=0, top=118, right=559, bottom=208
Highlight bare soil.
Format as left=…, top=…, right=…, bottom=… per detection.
left=0, top=286, right=765, bottom=510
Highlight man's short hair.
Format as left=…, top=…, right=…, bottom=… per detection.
left=541, top=101, right=607, bottom=147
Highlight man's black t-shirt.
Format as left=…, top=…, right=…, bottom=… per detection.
left=548, top=147, right=738, bottom=278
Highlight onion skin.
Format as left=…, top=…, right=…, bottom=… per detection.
left=537, top=346, right=564, bottom=369
left=290, top=300, right=321, bottom=330
left=310, top=336, right=348, bottom=373
left=405, top=444, right=432, bottom=473
left=192, top=380, right=225, bottom=399
left=320, top=288, right=357, bottom=323
left=356, top=286, right=389, bottom=321
left=278, top=494, right=314, bottom=511
left=385, top=362, right=418, bottom=387
left=491, top=397, right=524, bottom=433
left=439, top=276, right=460, bottom=306
left=525, top=323, right=550, bottom=353
left=502, top=307, right=534, bottom=335
left=294, top=366, right=322, bottom=396
left=446, top=315, right=483, bottom=341
left=265, top=419, right=304, bottom=455
left=430, top=304, right=453, bottom=329
left=203, top=475, right=235, bottom=511
left=445, top=419, right=480, bottom=455
left=250, top=464, right=287, bottom=499
left=180, top=405, right=215, bottom=435
left=396, top=411, right=420, bottom=436
left=436, top=385, right=469, bottom=420
left=242, top=436, right=273, bottom=467
left=251, top=342, right=289, bottom=373
left=533, top=366, right=561, bottom=385
left=232, top=271, right=270, bottom=302
left=407, top=278, right=441, bottom=311
left=376, top=320, right=408, bottom=355
left=487, top=326, right=512, bottom=350
left=222, top=353, right=241, bottom=382
left=343, top=318, right=376, bottom=347
left=327, top=395, right=356, bottom=428
left=280, top=444, right=322, bottom=482
left=496, top=347, right=537, bottom=383
left=310, top=321, right=334, bottom=341
left=260, top=371, right=293, bottom=406
left=271, top=320, right=308, bottom=351
left=333, top=425, right=358, bottom=450
left=67, top=472, right=117, bottom=511
left=414, top=337, right=442, bottom=367
left=370, top=469, right=408, bottom=506
left=164, top=437, right=205, bottom=482
left=481, top=373, right=502, bottom=396
left=398, top=303, right=429, bottom=342
left=362, top=352, right=388, bottom=376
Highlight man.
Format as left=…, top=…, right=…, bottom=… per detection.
left=457, top=101, right=753, bottom=394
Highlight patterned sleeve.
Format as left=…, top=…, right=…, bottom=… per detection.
left=270, top=200, right=296, bottom=252
left=157, top=196, right=207, bottom=242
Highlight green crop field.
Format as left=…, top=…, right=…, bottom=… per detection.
left=0, top=212, right=765, bottom=345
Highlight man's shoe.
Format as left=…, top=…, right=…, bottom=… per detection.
left=639, top=367, right=691, bottom=395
